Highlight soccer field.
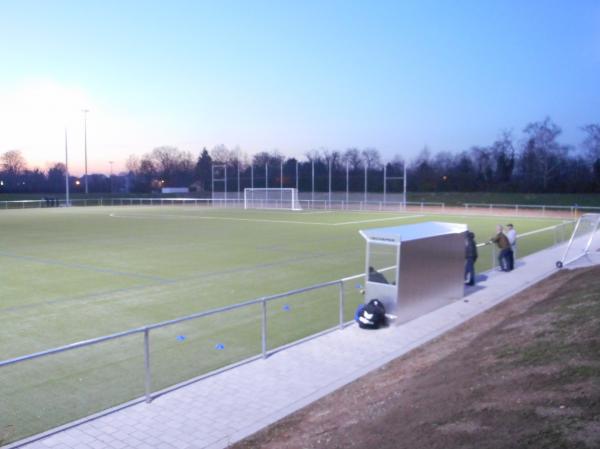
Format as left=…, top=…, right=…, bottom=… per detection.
left=0, top=206, right=571, bottom=444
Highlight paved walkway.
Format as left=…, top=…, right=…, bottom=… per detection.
left=9, top=243, right=599, bottom=449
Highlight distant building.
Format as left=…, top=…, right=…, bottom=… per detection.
left=161, top=187, right=189, bottom=194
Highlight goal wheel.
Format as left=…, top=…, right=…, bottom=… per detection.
left=555, top=261, right=563, bottom=269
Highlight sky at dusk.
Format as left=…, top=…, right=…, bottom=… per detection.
left=0, top=0, right=599, bottom=175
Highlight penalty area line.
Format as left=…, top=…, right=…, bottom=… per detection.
left=109, top=212, right=337, bottom=226
left=332, top=215, right=425, bottom=226
left=109, top=212, right=425, bottom=226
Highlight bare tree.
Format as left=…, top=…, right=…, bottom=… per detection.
left=342, top=148, right=363, bottom=170
left=210, top=144, right=233, bottom=164
left=304, top=149, right=322, bottom=163
left=491, top=131, right=515, bottom=184
left=520, top=117, right=569, bottom=190
left=581, top=124, right=600, bottom=161
left=125, top=154, right=140, bottom=174
left=1, top=150, right=27, bottom=175
left=361, top=147, right=381, bottom=168
left=470, top=146, right=494, bottom=188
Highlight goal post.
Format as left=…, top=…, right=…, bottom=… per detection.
left=244, top=188, right=302, bottom=211
left=556, top=213, right=600, bottom=268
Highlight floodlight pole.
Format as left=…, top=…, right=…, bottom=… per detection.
left=65, top=128, right=70, bottom=207
left=109, top=161, right=114, bottom=193
left=82, top=109, right=89, bottom=194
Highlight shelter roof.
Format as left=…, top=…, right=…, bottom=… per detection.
left=359, top=221, right=467, bottom=244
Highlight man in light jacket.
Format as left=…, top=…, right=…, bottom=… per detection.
left=506, top=223, right=517, bottom=270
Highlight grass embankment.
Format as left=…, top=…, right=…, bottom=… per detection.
left=232, top=266, right=600, bottom=449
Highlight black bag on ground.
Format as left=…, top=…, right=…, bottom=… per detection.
left=357, top=299, right=387, bottom=329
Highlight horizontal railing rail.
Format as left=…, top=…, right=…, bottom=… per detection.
left=0, top=277, right=347, bottom=408
left=477, top=220, right=573, bottom=269
left=3, top=196, right=599, bottom=219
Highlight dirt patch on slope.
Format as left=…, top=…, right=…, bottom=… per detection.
left=231, top=266, right=600, bottom=449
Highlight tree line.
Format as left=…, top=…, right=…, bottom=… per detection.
left=2, top=118, right=599, bottom=194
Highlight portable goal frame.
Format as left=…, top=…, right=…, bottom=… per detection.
left=243, top=188, right=302, bottom=211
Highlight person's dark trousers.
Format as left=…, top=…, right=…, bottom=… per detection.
left=507, top=248, right=515, bottom=270
left=465, top=258, right=476, bottom=285
left=499, top=248, right=512, bottom=271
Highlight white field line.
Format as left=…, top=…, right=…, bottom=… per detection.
left=109, top=212, right=335, bottom=226
left=332, top=215, right=424, bottom=226
left=517, top=225, right=563, bottom=239
left=476, top=224, right=565, bottom=247
left=108, top=212, right=424, bottom=227
left=179, top=208, right=335, bottom=216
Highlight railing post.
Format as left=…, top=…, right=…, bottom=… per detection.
left=339, top=281, right=345, bottom=330
left=261, top=299, right=268, bottom=358
left=144, top=328, right=152, bottom=403
left=492, top=244, right=497, bottom=269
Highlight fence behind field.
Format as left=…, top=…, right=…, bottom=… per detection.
left=3, top=196, right=599, bottom=219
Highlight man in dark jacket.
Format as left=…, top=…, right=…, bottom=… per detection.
left=465, top=231, right=478, bottom=286
left=489, top=225, right=512, bottom=271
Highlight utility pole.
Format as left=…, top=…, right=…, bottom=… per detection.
left=82, top=109, right=89, bottom=194
left=109, top=161, right=114, bottom=193
left=65, top=128, right=70, bottom=206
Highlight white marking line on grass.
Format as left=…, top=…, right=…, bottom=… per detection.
left=108, top=212, right=423, bottom=227
left=181, top=208, right=334, bottom=216
left=476, top=224, right=565, bottom=248
left=332, top=214, right=425, bottom=226
left=518, top=225, right=562, bottom=238
left=109, top=212, right=336, bottom=226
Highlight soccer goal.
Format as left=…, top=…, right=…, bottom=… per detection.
left=556, top=213, right=600, bottom=268
left=243, top=188, right=303, bottom=210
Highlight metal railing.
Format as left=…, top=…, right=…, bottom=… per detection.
left=4, top=196, right=599, bottom=219
left=478, top=221, right=573, bottom=270
left=0, top=279, right=350, bottom=405
left=0, top=197, right=447, bottom=213
left=464, top=202, right=600, bottom=218
left=0, top=270, right=368, bottom=445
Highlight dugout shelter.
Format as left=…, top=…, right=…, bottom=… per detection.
left=359, top=221, right=468, bottom=324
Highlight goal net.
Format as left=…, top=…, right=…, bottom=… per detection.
left=557, top=213, right=600, bottom=268
left=244, top=188, right=302, bottom=211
